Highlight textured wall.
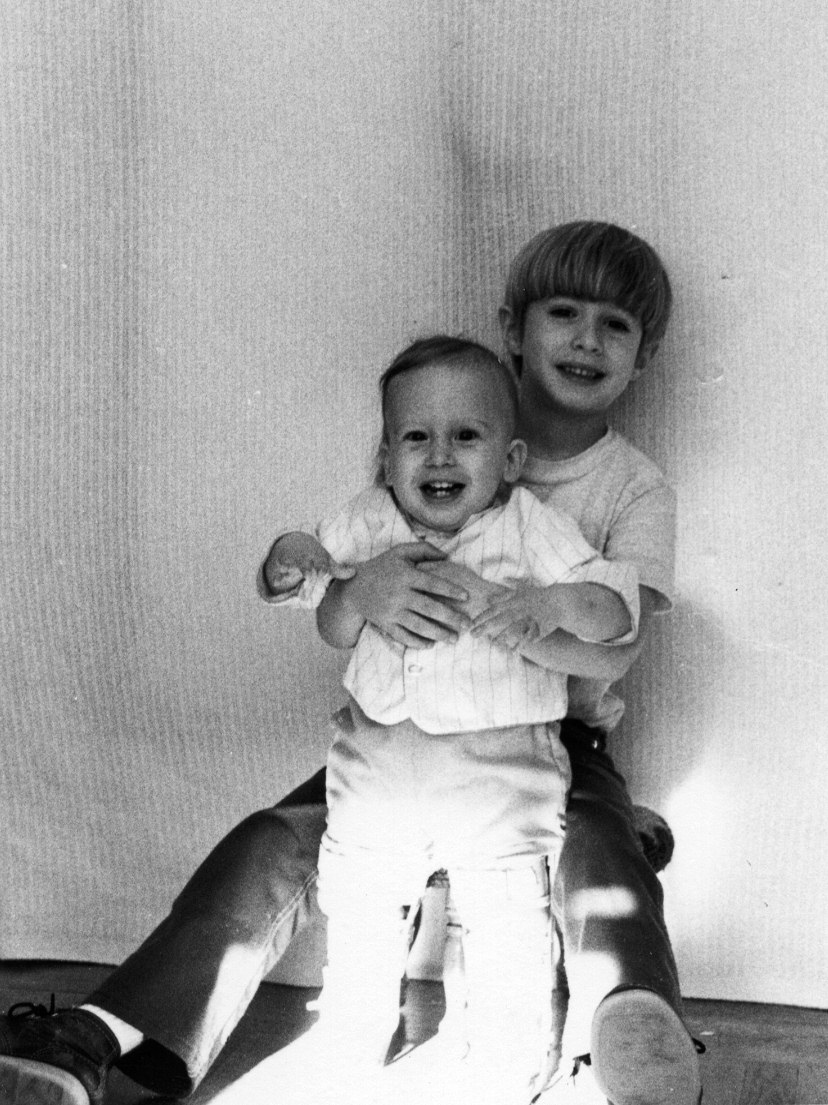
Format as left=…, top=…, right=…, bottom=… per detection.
left=1, top=0, right=826, bottom=1005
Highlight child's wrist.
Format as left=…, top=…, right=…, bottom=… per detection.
left=536, top=584, right=566, bottom=635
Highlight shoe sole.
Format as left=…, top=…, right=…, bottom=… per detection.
left=0, top=1056, right=90, bottom=1105
left=590, top=989, right=702, bottom=1105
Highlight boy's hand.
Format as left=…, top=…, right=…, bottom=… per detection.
left=418, top=561, right=510, bottom=621
left=469, top=584, right=552, bottom=649
left=343, top=543, right=471, bottom=647
left=264, top=532, right=355, bottom=596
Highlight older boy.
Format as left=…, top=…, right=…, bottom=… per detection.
left=328, top=222, right=700, bottom=1104
left=0, top=222, right=701, bottom=1105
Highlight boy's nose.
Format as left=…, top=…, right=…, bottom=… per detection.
left=572, top=322, right=602, bottom=353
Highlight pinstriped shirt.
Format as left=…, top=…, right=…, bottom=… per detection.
left=288, top=485, right=639, bottom=736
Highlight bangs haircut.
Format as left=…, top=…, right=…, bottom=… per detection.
left=504, top=221, right=672, bottom=365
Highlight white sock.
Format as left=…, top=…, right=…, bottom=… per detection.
left=79, top=1004, right=145, bottom=1055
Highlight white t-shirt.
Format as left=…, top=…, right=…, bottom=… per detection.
left=518, top=429, right=676, bottom=731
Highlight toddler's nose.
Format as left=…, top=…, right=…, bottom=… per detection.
left=427, top=437, right=454, bottom=465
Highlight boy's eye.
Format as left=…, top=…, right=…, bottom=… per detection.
left=548, top=305, right=576, bottom=319
left=456, top=429, right=479, bottom=442
left=402, top=430, right=427, bottom=443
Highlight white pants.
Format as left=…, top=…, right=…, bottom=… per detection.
left=315, top=844, right=555, bottom=1104
left=314, top=704, right=567, bottom=1101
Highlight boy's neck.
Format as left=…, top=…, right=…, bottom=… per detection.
left=517, top=403, right=609, bottom=462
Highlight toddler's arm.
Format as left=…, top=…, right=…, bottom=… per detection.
left=316, top=575, right=366, bottom=649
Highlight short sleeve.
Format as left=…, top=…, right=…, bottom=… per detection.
left=604, top=483, right=676, bottom=611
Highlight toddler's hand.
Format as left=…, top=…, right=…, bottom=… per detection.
left=265, top=532, right=355, bottom=596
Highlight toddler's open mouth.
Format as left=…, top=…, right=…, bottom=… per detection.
left=420, top=480, right=465, bottom=501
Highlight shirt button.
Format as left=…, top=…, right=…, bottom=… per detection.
left=407, top=664, right=423, bottom=673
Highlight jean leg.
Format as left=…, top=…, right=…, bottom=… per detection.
left=88, top=770, right=328, bottom=1096
left=553, top=733, right=684, bottom=1060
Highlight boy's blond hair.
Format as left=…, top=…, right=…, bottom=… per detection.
left=503, top=221, right=672, bottom=371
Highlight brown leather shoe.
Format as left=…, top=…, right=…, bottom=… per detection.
left=0, top=996, right=67, bottom=1054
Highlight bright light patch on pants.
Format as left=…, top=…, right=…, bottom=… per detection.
left=558, top=951, right=623, bottom=1060
left=567, top=886, right=639, bottom=919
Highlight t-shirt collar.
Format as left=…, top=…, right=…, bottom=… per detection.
left=521, top=427, right=617, bottom=484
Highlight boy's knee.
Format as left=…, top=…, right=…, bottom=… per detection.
left=236, top=805, right=326, bottom=875
left=176, top=806, right=325, bottom=916
left=565, top=794, right=639, bottom=856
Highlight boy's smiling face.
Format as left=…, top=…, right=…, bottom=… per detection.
left=504, top=296, right=647, bottom=417
left=382, top=359, right=526, bottom=534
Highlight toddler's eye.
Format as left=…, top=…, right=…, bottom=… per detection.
left=403, top=430, right=427, bottom=442
left=456, top=429, right=479, bottom=442
left=606, top=317, right=631, bottom=333
left=548, top=305, right=576, bottom=319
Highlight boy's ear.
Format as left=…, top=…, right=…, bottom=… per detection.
left=634, top=341, right=658, bottom=373
left=503, top=438, right=528, bottom=484
left=499, top=305, right=522, bottom=355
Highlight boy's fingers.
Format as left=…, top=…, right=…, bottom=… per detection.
left=396, top=541, right=447, bottom=563
left=329, top=563, right=357, bottom=580
left=415, top=562, right=470, bottom=601
left=405, top=610, right=466, bottom=641
left=470, top=607, right=503, bottom=632
left=410, top=594, right=471, bottom=632
left=498, top=623, right=538, bottom=649
left=385, top=611, right=460, bottom=647
left=472, top=611, right=516, bottom=638
left=384, top=626, right=437, bottom=649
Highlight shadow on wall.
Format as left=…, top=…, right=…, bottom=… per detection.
left=616, top=596, right=749, bottom=868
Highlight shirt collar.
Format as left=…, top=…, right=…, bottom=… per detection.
left=521, top=427, right=617, bottom=485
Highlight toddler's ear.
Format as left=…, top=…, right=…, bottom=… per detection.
left=503, top=438, right=528, bottom=484
left=377, top=440, right=392, bottom=486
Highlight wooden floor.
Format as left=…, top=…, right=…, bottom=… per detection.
left=1, top=961, right=826, bottom=1104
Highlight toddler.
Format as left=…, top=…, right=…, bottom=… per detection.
left=269, top=335, right=639, bottom=1103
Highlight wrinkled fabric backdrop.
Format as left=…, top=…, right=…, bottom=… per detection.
left=1, top=0, right=826, bottom=1006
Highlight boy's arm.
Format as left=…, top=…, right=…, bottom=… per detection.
left=469, top=570, right=636, bottom=649
left=419, top=560, right=651, bottom=681
left=518, top=586, right=658, bottom=681
left=504, top=580, right=633, bottom=644
left=464, top=492, right=641, bottom=655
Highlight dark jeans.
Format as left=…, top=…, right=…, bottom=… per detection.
left=90, top=723, right=683, bottom=1095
